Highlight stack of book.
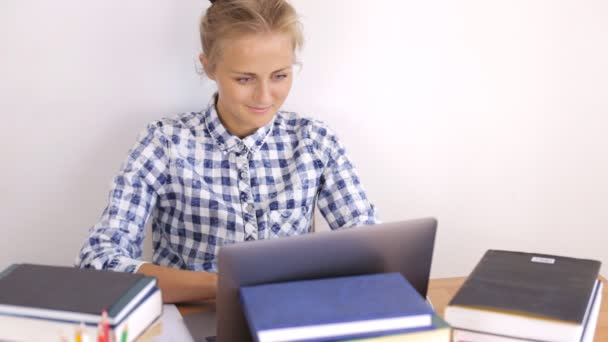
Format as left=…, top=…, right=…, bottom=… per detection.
left=239, top=272, right=451, bottom=342
left=0, top=263, right=162, bottom=342
left=445, top=250, right=603, bottom=342
left=345, top=313, right=451, bottom=342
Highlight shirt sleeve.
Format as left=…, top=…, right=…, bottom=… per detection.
left=75, top=122, right=169, bottom=273
left=312, top=124, right=380, bottom=229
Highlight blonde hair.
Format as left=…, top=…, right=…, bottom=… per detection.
left=200, top=0, right=304, bottom=73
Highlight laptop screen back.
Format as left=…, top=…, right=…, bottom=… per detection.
left=216, top=217, right=437, bottom=342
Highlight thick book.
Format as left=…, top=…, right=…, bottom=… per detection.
left=0, top=263, right=162, bottom=342
left=239, top=272, right=434, bottom=342
left=452, top=280, right=603, bottom=342
left=445, top=250, right=601, bottom=342
left=345, top=313, right=451, bottom=341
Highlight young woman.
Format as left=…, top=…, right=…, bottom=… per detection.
left=76, top=0, right=378, bottom=303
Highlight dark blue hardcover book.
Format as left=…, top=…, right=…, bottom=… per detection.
left=239, top=272, right=434, bottom=342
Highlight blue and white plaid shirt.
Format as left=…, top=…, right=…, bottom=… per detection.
left=76, top=95, right=379, bottom=273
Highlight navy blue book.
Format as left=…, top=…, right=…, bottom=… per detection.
left=239, top=272, right=434, bottom=342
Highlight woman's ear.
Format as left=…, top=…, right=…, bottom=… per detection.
left=199, top=54, right=216, bottom=80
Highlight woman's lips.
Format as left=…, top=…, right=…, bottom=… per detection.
left=247, top=105, right=272, bottom=114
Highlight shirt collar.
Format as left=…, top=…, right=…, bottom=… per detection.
left=202, top=93, right=275, bottom=154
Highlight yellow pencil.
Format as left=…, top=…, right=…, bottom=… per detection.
left=75, top=322, right=84, bottom=342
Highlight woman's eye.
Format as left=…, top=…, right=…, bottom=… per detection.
left=236, top=77, right=252, bottom=84
left=273, top=74, right=287, bottom=80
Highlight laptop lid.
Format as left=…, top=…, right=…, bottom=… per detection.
left=216, top=217, right=437, bottom=342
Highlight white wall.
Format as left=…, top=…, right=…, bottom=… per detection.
left=1, top=0, right=607, bottom=278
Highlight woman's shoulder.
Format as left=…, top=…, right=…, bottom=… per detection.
left=127, top=111, right=209, bottom=152
left=274, top=110, right=337, bottom=141
left=143, top=111, right=206, bottom=137
left=273, top=110, right=346, bottom=162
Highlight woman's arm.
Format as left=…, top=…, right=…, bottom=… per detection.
left=76, top=123, right=168, bottom=272
left=137, top=263, right=217, bottom=303
left=313, top=125, right=379, bottom=228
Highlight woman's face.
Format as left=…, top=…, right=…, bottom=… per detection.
left=202, top=32, right=294, bottom=138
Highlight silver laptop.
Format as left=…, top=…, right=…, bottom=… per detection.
left=186, top=217, right=437, bottom=342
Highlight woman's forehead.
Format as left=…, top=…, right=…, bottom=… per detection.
left=217, top=32, right=294, bottom=73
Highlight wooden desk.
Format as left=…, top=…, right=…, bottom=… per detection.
left=428, top=275, right=608, bottom=342
left=178, top=275, right=608, bottom=341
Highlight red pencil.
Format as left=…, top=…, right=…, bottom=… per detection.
left=101, top=310, right=110, bottom=342
left=97, top=323, right=105, bottom=342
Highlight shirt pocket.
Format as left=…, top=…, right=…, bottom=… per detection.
left=266, top=206, right=312, bottom=238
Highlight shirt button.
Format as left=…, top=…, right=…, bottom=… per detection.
left=239, top=170, right=248, bottom=180
left=246, top=203, right=255, bottom=213
left=240, top=192, right=248, bottom=202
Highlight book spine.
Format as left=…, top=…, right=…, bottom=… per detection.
left=0, top=289, right=162, bottom=342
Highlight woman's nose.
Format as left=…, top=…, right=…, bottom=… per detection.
left=253, top=81, right=272, bottom=104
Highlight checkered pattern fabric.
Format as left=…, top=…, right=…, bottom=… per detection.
left=76, top=95, right=378, bottom=273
